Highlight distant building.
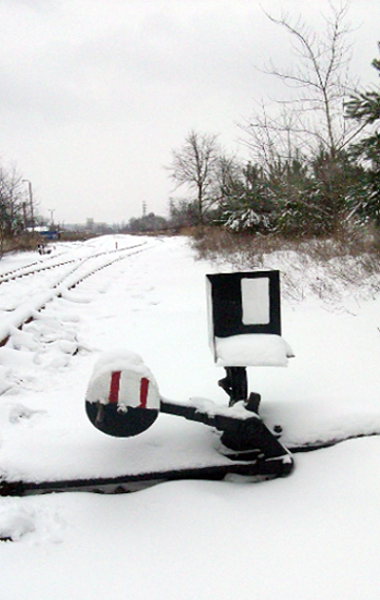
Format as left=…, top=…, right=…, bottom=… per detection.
left=62, top=221, right=117, bottom=234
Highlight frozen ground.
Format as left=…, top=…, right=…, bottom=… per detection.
left=0, top=234, right=380, bottom=599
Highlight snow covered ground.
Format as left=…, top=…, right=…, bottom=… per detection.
left=1, top=233, right=380, bottom=599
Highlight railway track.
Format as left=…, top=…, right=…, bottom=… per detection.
left=0, top=241, right=147, bottom=284
left=0, top=240, right=153, bottom=346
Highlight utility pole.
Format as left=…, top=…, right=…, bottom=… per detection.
left=22, top=203, right=27, bottom=229
left=48, top=209, right=55, bottom=227
left=22, top=179, right=34, bottom=231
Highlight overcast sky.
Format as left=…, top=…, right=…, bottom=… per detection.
left=1, top=0, right=379, bottom=225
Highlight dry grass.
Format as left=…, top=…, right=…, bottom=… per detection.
left=0, top=233, right=42, bottom=255
left=191, top=226, right=380, bottom=306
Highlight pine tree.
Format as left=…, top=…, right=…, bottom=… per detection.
left=218, top=162, right=275, bottom=233
left=346, top=44, right=380, bottom=225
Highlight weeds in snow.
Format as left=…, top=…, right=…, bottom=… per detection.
left=191, top=227, right=380, bottom=307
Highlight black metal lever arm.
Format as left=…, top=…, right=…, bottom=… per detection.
left=160, top=399, right=290, bottom=460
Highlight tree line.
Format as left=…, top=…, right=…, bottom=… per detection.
left=0, top=165, right=38, bottom=254
left=164, top=6, right=380, bottom=238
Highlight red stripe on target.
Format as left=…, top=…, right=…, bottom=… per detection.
left=109, top=371, right=121, bottom=404
left=139, top=377, right=149, bottom=408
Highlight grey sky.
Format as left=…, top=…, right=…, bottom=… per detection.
left=1, top=0, right=379, bottom=225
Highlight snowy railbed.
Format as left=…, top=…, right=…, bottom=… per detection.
left=1, top=234, right=380, bottom=599
left=0, top=237, right=152, bottom=345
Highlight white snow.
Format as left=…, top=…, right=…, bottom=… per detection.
left=0, top=234, right=380, bottom=599
left=215, top=333, right=294, bottom=366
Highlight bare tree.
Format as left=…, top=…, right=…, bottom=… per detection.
left=0, top=165, right=32, bottom=257
left=211, top=154, right=240, bottom=204
left=168, top=130, right=220, bottom=223
left=243, top=2, right=363, bottom=163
